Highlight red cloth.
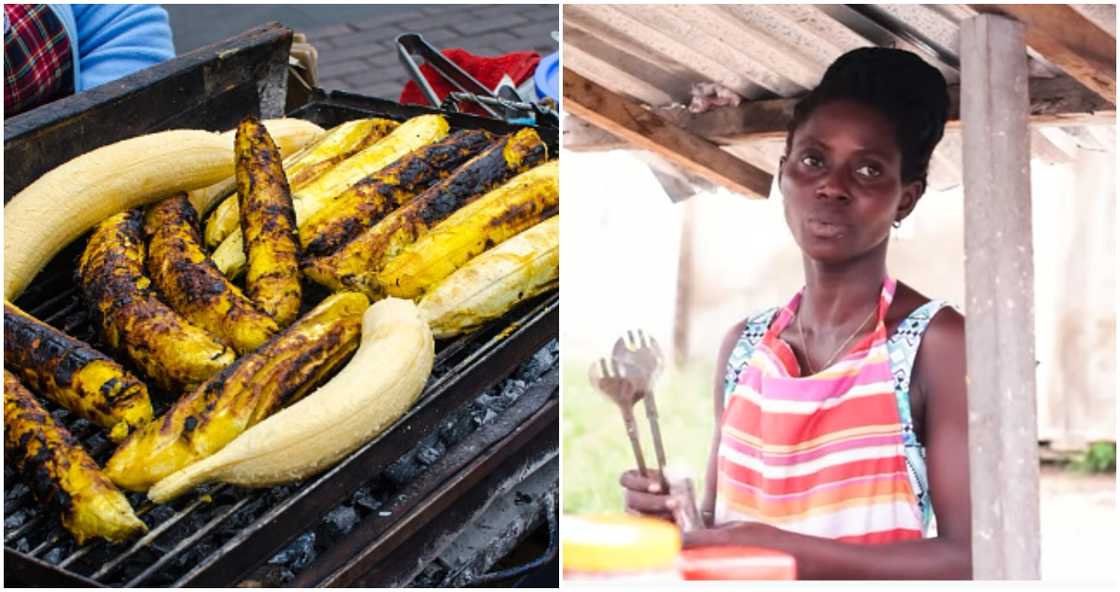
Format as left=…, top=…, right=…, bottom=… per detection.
left=399, top=48, right=539, bottom=116
left=4, top=4, right=74, bottom=116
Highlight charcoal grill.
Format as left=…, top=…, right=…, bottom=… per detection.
left=4, top=23, right=559, bottom=587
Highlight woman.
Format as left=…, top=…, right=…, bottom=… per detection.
left=621, top=47, right=971, bottom=579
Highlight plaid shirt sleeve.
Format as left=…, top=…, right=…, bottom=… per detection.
left=4, top=4, right=74, bottom=117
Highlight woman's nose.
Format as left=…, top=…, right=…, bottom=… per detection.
left=816, top=167, right=850, bottom=202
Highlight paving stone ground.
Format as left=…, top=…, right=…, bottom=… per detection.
left=167, top=4, right=558, bottom=101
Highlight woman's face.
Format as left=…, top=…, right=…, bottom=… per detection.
left=779, top=99, right=921, bottom=265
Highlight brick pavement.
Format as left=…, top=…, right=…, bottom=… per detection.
left=303, top=4, right=558, bottom=101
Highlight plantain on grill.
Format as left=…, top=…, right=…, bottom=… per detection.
left=203, top=117, right=399, bottom=249
left=301, top=127, right=549, bottom=297
left=104, top=291, right=369, bottom=492
left=235, top=117, right=303, bottom=326
left=4, top=303, right=153, bottom=442
left=300, top=128, right=497, bottom=258
left=210, top=114, right=450, bottom=279
left=78, top=210, right=236, bottom=391
left=419, top=215, right=559, bottom=338
left=379, top=159, right=559, bottom=299
left=144, top=194, right=279, bottom=354
left=4, top=370, right=147, bottom=544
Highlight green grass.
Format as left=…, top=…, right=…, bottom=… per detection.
left=562, top=359, right=718, bottom=514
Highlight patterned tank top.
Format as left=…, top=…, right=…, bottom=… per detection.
left=716, top=277, right=951, bottom=543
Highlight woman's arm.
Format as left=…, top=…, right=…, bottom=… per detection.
left=700, top=320, right=748, bottom=527
left=688, top=310, right=972, bottom=580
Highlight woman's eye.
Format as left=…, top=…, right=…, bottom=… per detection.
left=855, top=164, right=881, bottom=178
left=800, top=155, right=823, bottom=168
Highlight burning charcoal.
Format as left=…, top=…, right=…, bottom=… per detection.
left=413, top=561, right=449, bottom=588
left=480, top=392, right=513, bottom=415
left=6, top=481, right=30, bottom=501
left=15, top=538, right=31, bottom=553
left=5, top=463, right=17, bottom=481
left=84, top=432, right=110, bottom=455
left=50, top=408, right=71, bottom=422
left=438, top=410, right=476, bottom=448
left=265, top=484, right=295, bottom=506
left=500, top=378, right=528, bottom=400
left=145, top=504, right=176, bottom=527
left=416, top=438, right=447, bottom=467
left=351, top=487, right=384, bottom=515
left=319, top=505, right=359, bottom=542
left=44, top=546, right=66, bottom=564
left=5, top=510, right=29, bottom=530
left=268, top=532, right=317, bottom=571
left=384, top=453, right=422, bottom=487
left=69, top=417, right=93, bottom=433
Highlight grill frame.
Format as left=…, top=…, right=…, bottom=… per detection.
left=4, top=24, right=559, bottom=588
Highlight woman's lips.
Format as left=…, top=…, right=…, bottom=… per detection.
left=806, top=219, right=847, bottom=239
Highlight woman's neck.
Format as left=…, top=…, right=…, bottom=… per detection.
left=798, top=246, right=888, bottom=329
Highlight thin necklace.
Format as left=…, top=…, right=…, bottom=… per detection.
left=796, top=302, right=878, bottom=374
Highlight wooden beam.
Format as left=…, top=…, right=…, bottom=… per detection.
left=660, top=76, right=1114, bottom=144
left=563, top=67, right=773, bottom=198
left=971, top=5, right=1116, bottom=103
left=960, top=14, right=1041, bottom=580
left=562, top=115, right=627, bottom=152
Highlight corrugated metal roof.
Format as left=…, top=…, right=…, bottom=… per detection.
left=563, top=4, right=1116, bottom=192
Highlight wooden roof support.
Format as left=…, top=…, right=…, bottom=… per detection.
left=563, top=67, right=773, bottom=199
left=660, top=76, right=1115, bottom=145
left=960, top=14, right=1041, bottom=579
left=970, top=4, right=1116, bottom=104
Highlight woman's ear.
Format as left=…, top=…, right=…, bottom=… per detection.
left=896, top=178, right=924, bottom=223
left=778, top=155, right=787, bottom=185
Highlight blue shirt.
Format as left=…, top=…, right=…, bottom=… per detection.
left=48, top=4, right=175, bottom=92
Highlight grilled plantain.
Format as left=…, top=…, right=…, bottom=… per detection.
left=302, top=127, right=549, bottom=296
left=144, top=194, right=279, bottom=353
left=104, top=292, right=369, bottom=492
left=4, top=303, right=152, bottom=442
left=203, top=118, right=398, bottom=249
left=78, top=210, right=236, bottom=391
left=418, top=216, right=559, bottom=338
left=300, top=128, right=497, bottom=258
left=235, top=117, right=303, bottom=326
left=211, top=114, right=450, bottom=279
left=4, top=370, right=147, bottom=544
left=380, top=160, right=559, bottom=299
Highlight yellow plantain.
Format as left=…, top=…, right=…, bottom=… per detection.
left=144, top=194, right=279, bottom=354
left=419, top=216, right=559, bottom=338
left=235, top=117, right=303, bottom=326
left=4, top=303, right=153, bottom=442
left=301, top=127, right=549, bottom=297
left=380, top=160, right=559, bottom=299
left=211, top=114, right=450, bottom=278
left=5, top=370, right=147, bottom=544
left=78, top=210, right=236, bottom=391
left=300, top=128, right=496, bottom=258
left=104, top=292, right=369, bottom=492
left=202, top=118, right=398, bottom=248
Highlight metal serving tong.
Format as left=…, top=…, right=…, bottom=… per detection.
left=395, top=33, right=557, bottom=125
left=611, top=330, right=669, bottom=492
left=588, top=357, right=650, bottom=477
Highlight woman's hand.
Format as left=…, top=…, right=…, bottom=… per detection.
left=682, top=521, right=787, bottom=549
left=619, top=469, right=673, bottom=520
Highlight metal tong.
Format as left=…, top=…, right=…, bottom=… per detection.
left=395, top=33, right=556, bottom=125
left=611, top=329, right=669, bottom=492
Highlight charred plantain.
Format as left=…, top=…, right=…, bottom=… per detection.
left=4, top=370, right=147, bottom=544
left=78, top=210, right=236, bottom=391
left=300, top=129, right=496, bottom=258
left=4, top=303, right=153, bottom=442
left=203, top=118, right=398, bottom=249
left=104, top=291, right=369, bottom=492
left=236, top=117, right=302, bottom=327
left=379, top=160, right=559, bottom=299
left=302, top=127, right=549, bottom=296
left=144, top=194, right=279, bottom=354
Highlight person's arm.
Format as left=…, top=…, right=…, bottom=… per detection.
left=70, top=4, right=174, bottom=91
left=686, top=310, right=972, bottom=580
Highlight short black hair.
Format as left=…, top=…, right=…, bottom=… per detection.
left=786, top=47, right=950, bottom=190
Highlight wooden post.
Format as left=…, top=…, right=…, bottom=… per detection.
left=672, top=198, right=696, bottom=366
left=960, top=14, right=1041, bottom=579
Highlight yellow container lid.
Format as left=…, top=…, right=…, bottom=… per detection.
left=563, top=514, right=681, bottom=574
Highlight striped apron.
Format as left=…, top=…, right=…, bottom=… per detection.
left=715, top=277, right=924, bottom=543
